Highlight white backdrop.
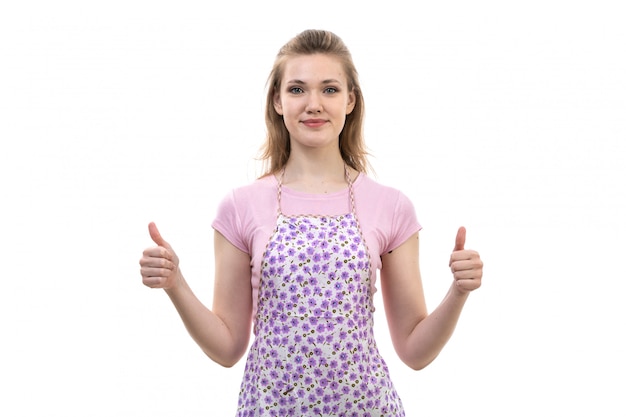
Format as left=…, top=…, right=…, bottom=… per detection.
left=1, top=1, right=624, bottom=416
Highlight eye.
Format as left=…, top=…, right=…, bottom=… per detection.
left=324, top=87, right=338, bottom=94
left=289, top=86, right=304, bottom=94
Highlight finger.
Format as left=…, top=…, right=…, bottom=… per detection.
left=142, top=276, right=166, bottom=288
left=139, top=254, right=175, bottom=269
left=140, top=266, right=174, bottom=279
left=142, top=246, right=173, bottom=261
left=452, top=268, right=481, bottom=280
left=455, top=278, right=482, bottom=292
left=450, top=257, right=482, bottom=272
left=449, top=250, right=480, bottom=265
left=454, top=226, right=466, bottom=252
left=149, top=222, right=168, bottom=248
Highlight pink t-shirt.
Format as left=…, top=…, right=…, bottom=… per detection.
left=212, top=173, right=422, bottom=321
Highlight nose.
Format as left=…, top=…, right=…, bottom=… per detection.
left=305, top=92, right=323, bottom=113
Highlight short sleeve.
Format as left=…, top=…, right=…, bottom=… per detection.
left=211, top=190, right=248, bottom=254
left=386, top=191, right=422, bottom=252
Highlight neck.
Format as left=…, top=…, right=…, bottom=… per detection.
left=280, top=154, right=354, bottom=194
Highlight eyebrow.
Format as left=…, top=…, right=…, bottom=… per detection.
left=286, top=79, right=343, bottom=85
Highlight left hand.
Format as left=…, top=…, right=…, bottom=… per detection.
left=449, top=226, right=483, bottom=293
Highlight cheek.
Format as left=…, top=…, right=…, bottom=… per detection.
left=281, top=102, right=302, bottom=119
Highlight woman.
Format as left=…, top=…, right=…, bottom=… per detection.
left=140, top=29, right=483, bottom=416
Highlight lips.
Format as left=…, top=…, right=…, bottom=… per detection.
left=302, top=119, right=327, bottom=128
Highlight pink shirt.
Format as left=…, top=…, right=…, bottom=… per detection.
left=212, top=173, right=422, bottom=321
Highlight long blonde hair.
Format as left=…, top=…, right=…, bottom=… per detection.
left=259, top=29, right=369, bottom=176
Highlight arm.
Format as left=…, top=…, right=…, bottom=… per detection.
left=380, top=227, right=482, bottom=370
left=140, top=222, right=252, bottom=367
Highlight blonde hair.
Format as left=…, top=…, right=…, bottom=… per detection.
left=259, top=29, right=369, bottom=176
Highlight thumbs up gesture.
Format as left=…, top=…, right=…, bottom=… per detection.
left=449, top=227, right=483, bottom=294
left=139, top=222, right=181, bottom=289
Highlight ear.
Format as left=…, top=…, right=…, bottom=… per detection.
left=346, top=90, right=356, bottom=115
left=273, top=89, right=283, bottom=115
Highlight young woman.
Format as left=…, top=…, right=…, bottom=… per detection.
left=140, top=29, right=483, bottom=416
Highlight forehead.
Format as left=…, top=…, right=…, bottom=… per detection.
left=281, top=54, right=347, bottom=84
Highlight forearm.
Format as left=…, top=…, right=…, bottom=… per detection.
left=164, top=273, right=245, bottom=367
left=400, top=283, right=470, bottom=370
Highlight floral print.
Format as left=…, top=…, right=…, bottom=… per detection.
left=236, top=211, right=405, bottom=416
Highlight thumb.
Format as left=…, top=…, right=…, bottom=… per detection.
left=453, top=226, right=466, bottom=252
left=148, top=222, right=169, bottom=248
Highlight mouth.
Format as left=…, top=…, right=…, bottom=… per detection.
left=302, top=119, right=327, bottom=128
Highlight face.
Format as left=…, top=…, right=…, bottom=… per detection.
left=273, top=54, right=356, bottom=152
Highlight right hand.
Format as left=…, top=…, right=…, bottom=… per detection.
left=139, top=222, right=181, bottom=289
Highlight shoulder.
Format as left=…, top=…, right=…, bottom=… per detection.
left=353, top=174, right=419, bottom=229
left=355, top=174, right=414, bottom=206
left=213, top=175, right=278, bottom=247
left=215, top=176, right=277, bottom=221
left=352, top=174, right=422, bottom=255
left=223, top=175, right=276, bottom=204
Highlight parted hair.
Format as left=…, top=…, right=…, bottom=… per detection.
left=259, top=29, right=369, bottom=176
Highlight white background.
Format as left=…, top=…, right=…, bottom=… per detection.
left=1, top=1, right=624, bottom=415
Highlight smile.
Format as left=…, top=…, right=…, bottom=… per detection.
left=302, top=119, right=327, bottom=128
